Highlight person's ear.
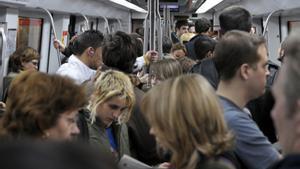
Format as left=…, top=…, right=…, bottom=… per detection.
left=240, top=63, right=252, bottom=80
left=87, top=47, right=95, bottom=56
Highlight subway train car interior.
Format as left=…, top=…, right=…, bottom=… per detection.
left=1, top=0, right=300, bottom=169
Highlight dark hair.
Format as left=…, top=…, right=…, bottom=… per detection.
left=175, top=20, right=189, bottom=30
left=214, top=30, right=266, bottom=81
left=8, top=47, right=40, bottom=73
left=0, top=140, right=117, bottom=169
left=219, top=6, right=252, bottom=33
left=102, top=31, right=138, bottom=73
left=0, top=71, right=87, bottom=138
left=135, top=27, right=144, bottom=37
left=72, top=30, right=104, bottom=56
left=195, top=18, right=211, bottom=34
left=177, top=57, right=196, bottom=73
left=194, top=37, right=217, bottom=61
left=162, top=36, right=172, bottom=54
left=130, top=33, right=144, bottom=57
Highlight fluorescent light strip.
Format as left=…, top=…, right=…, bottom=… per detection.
left=196, top=0, right=223, bottom=13
left=110, top=0, right=148, bottom=13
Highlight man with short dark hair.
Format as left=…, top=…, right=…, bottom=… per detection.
left=269, top=32, right=300, bottom=169
left=185, top=17, right=212, bottom=60
left=56, top=30, right=104, bottom=84
left=219, top=6, right=252, bottom=34
left=190, top=6, right=253, bottom=89
left=215, top=30, right=280, bottom=169
left=102, top=31, right=164, bottom=165
left=171, top=20, right=189, bottom=44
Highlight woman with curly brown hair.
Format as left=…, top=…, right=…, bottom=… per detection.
left=0, top=71, right=87, bottom=140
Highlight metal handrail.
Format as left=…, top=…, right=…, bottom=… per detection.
left=98, top=16, right=111, bottom=34
left=37, top=7, right=62, bottom=66
left=263, top=9, right=283, bottom=37
left=78, top=13, right=90, bottom=31
left=0, top=27, right=8, bottom=99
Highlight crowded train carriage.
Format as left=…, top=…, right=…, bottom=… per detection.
left=0, top=0, right=300, bottom=169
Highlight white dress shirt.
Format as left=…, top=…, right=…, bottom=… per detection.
left=56, top=55, right=96, bottom=84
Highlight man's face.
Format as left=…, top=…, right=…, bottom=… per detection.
left=247, top=45, right=270, bottom=99
left=271, top=64, right=296, bottom=154
left=176, top=25, right=188, bottom=37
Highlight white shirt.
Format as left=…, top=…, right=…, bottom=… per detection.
left=56, top=55, right=96, bottom=84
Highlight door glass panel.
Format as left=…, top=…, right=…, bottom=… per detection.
left=17, top=17, right=43, bottom=52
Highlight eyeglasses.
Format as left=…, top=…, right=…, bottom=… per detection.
left=30, top=60, right=39, bottom=66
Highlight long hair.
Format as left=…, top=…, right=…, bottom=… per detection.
left=141, top=74, right=234, bottom=169
left=88, top=70, right=135, bottom=124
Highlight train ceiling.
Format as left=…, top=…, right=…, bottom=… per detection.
left=129, top=0, right=205, bottom=13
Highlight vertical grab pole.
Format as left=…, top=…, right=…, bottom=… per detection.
left=0, top=27, right=7, bottom=99
left=117, top=19, right=123, bottom=32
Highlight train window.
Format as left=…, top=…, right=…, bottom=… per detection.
left=17, top=17, right=43, bottom=52
left=288, top=21, right=300, bottom=33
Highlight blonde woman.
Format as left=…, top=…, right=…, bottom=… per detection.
left=170, top=43, right=187, bottom=59
left=86, top=70, right=135, bottom=160
left=141, top=74, right=237, bottom=169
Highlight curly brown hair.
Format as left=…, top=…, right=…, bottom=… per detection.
left=0, top=71, right=87, bottom=139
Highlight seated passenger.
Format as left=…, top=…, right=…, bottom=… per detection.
left=2, top=47, right=40, bottom=102
left=85, top=70, right=135, bottom=160
left=141, top=74, right=238, bottom=169
left=0, top=71, right=87, bottom=140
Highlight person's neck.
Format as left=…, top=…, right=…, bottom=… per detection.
left=77, top=54, right=90, bottom=68
left=217, top=79, right=249, bottom=109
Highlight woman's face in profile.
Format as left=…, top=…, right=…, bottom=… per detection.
left=96, top=96, right=127, bottom=128
left=172, top=49, right=185, bottom=59
left=44, top=110, right=80, bottom=140
left=22, top=59, right=39, bottom=71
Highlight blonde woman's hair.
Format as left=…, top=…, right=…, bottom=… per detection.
left=149, top=58, right=182, bottom=81
left=141, top=74, right=233, bottom=169
left=88, top=70, right=135, bottom=124
left=171, top=43, right=187, bottom=54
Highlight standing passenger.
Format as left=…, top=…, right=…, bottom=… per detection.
left=85, top=70, right=135, bottom=160
left=141, top=74, right=237, bottom=169
left=171, top=20, right=189, bottom=44
left=195, top=6, right=252, bottom=89
left=102, top=31, right=164, bottom=165
left=215, top=30, right=280, bottom=169
left=269, top=32, right=300, bottom=169
left=185, top=17, right=212, bottom=60
left=56, top=30, right=104, bottom=84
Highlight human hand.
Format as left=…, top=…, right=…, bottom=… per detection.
left=53, top=39, right=66, bottom=52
